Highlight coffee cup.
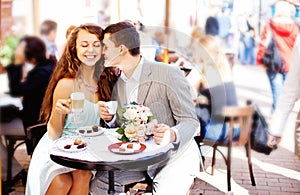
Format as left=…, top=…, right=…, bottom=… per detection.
left=105, top=101, right=118, bottom=114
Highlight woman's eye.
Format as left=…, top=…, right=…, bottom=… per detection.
left=94, top=43, right=101, bottom=47
left=81, top=44, right=88, bottom=47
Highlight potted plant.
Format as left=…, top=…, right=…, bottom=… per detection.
left=0, top=35, right=21, bottom=74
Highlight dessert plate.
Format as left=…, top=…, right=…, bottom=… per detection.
left=55, top=136, right=87, bottom=152
left=108, top=142, right=146, bottom=155
left=76, top=126, right=104, bottom=137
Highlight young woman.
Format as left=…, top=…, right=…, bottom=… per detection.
left=26, top=23, right=118, bottom=195
left=192, top=31, right=238, bottom=141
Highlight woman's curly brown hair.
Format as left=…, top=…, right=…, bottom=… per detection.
left=39, top=23, right=119, bottom=123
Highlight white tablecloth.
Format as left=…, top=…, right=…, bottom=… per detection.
left=0, top=93, right=23, bottom=110
left=49, top=128, right=174, bottom=163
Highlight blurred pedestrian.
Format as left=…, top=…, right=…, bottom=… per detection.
left=40, top=20, right=59, bottom=60
left=256, top=0, right=299, bottom=113
left=217, top=7, right=232, bottom=48
left=238, top=13, right=256, bottom=65
left=205, top=16, right=219, bottom=36
left=267, top=35, right=300, bottom=149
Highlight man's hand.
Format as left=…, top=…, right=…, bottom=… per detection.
left=98, top=101, right=114, bottom=122
left=153, top=124, right=176, bottom=144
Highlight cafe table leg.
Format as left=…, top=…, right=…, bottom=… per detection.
left=108, top=170, right=115, bottom=194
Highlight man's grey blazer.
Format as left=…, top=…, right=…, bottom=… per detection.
left=113, top=59, right=199, bottom=161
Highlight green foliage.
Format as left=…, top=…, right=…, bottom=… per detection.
left=119, top=135, right=129, bottom=142
left=116, top=125, right=125, bottom=134
left=0, top=35, right=21, bottom=67
left=117, top=108, right=126, bottom=124
left=148, top=115, right=155, bottom=123
left=116, top=125, right=129, bottom=142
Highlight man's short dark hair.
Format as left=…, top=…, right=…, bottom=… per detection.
left=40, top=20, right=57, bottom=35
left=103, top=21, right=140, bottom=56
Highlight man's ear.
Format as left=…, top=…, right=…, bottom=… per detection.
left=119, top=45, right=127, bottom=55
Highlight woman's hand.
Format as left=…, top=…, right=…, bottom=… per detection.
left=98, top=101, right=114, bottom=122
left=55, top=98, right=72, bottom=114
left=14, top=41, right=26, bottom=65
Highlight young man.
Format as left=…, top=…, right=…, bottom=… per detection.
left=91, top=22, right=200, bottom=194
left=40, top=20, right=59, bottom=60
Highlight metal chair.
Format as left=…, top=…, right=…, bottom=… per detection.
left=26, top=123, right=47, bottom=155
left=0, top=120, right=47, bottom=187
left=124, top=171, right=153, bottom=194
left=0, top=118, right=26, bottom=186
left=195, top=104, right=256, bottom=191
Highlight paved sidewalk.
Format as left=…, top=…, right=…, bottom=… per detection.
left=190, top=64, right=300, bottom=195
left=5, top=64, right=300, bottom=194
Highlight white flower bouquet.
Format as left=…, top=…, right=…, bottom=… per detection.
left=116, top=102, right=156, bottom=142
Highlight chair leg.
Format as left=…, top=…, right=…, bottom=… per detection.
left=6, top=138, right=17, bottom=184
left=123, top=171, right=152, bottom=193
left=9, top=169, right=27, bottom=186
left=227, top=142, right=232, bottom=192
left=108, top=170, right=115, bottom=195
left=198, top=144, right=205, bottom=172
left=245, top=143, right=256, bottom=186
left=211, top=146, right=217, bottom=175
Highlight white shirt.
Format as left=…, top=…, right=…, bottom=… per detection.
left=41, top=36, right=59, bottom=60
left=105, top=57, right=143, bottom=127
left=120, top=57, right=144, bottom=104
left=269, top=35, right=300, bottom=136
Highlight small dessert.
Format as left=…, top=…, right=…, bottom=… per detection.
left=87, top=130, right=92, bottom=134
left=119, top=147, right=126, bottom=152
left=92, top=125, right=99, bottom=132
left=64, top=144, right=71, bottom=149
left=77, top=143, right=87, bottom=149
left=74, top=139, right=83, bottom=145
left=127, top=143, right=133, bottom=149
left=78, top=129, right=85, bottom=134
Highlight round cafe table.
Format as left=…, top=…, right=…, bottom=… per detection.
left=49, top=129, right=174, bottom=194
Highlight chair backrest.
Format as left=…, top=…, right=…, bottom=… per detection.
left=222, top=105, right=254, bottom=146
left=0, top=118, right=25, bottom=136
left=26, top=123, right=47, bottom=155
